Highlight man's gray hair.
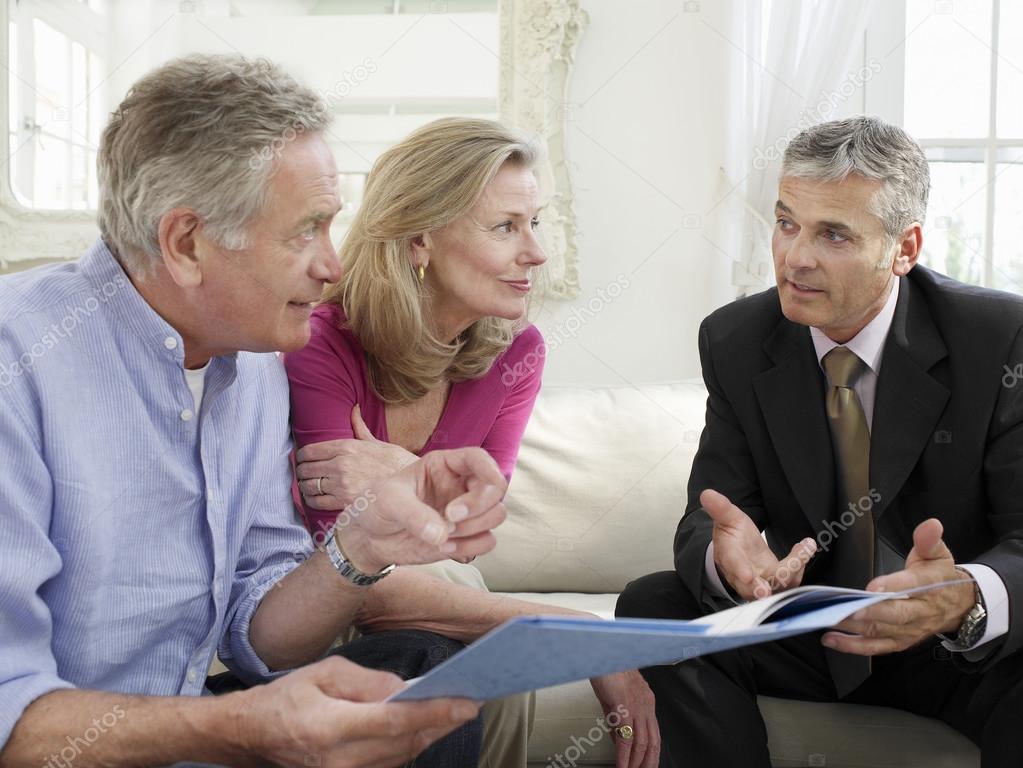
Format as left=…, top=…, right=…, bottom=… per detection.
left=782, top=116, right=930, bottom=244
left=97, top=54, right=332, bottom=275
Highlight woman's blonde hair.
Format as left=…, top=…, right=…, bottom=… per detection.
left=323, top=117, right=542, bottom=403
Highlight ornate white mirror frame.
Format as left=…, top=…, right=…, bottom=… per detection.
left=499, top=0, right=587, bottom=300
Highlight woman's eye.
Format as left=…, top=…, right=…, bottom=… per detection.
left=530, top=218, right=540, bottom=230
left=299, top=227, right=317, bottom=242
left=495, top=221, right=513, bottom=233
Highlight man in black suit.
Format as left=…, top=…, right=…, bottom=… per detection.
left=617, top=116, right=1023, bottom=766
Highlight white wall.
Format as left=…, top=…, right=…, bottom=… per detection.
left=535, top=0, right=739, bottom=386
left=534, top=0, right=871, bottom=386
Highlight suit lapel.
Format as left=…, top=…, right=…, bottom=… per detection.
left=870, top=275, right=950, bottom=521
left=753, top=318, right=836, bottom=536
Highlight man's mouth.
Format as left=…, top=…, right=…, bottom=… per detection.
left=787, top=280, right=824, bottom=294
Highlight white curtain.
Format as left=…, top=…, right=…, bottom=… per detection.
left=715, top=0, right=878, bottom=296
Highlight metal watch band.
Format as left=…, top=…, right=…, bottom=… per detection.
left=324, top=526, right=395, bottom=587
left=950, top=567, right=987, bottom=649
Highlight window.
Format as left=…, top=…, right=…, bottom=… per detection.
left=900, top=0, right=1023, bottom=293
left=6, top=0, right=105, bottom=210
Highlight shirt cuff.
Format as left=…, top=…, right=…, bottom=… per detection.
left=0, top=674, right=75, bottom=751
left=940, top=563, right=1009, bottom=659
left=704, top=542, right=740, bottom=604
left=219, top=560, right=305, bottom=685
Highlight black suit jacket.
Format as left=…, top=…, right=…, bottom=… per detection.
left=676, top=265, right=1023, bottom=668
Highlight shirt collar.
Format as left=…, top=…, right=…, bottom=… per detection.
left=79, top=238, right=236, bottom=372
left=810, top=276, right=901, bottom=375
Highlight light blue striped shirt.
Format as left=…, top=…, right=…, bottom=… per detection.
left=0, top=240, right=315, bottom=750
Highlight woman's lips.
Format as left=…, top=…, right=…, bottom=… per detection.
left=501, top=279, right=532, bottom=293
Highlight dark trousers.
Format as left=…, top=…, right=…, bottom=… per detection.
left=616, top=571, right=1023, bottom=768
left=207, top=629, right=482, bottom=767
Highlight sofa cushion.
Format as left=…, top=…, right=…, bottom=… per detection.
left=476, top=381, right=709, bottom=594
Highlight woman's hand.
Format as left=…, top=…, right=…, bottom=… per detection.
left=297, top=405, right=418, bottom=510
left=588, top=670, right=660, bottom=768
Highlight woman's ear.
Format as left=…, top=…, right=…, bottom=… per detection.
left=410, top=233, right=431, bottom=269
left=157, top=208, right=204, bottom=288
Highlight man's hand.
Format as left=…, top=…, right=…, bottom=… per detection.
left=589, top=670, right=660, bottom=768
left=702, top=489, right=817, bottom=600
left=822, top=518, right=976, bottom=656
left=234, top=656, right=480, bottom=767
left=296, top=405, right=418, bottom=511
left=340, top=447, right=508, bottom=572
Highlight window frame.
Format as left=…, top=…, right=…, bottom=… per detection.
left=864, top=0, right=1023, bottom=291
left=1, top=0, right=99, bottom=270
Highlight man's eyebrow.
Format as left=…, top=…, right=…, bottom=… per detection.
left=293, top=204, right=342, bottom=229
left=818, top=219, right=854, bottom=233
left=774, top=201, right=855, bottom=234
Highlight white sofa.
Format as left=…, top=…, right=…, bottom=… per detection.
left=475, top=381, right=981, bottom=768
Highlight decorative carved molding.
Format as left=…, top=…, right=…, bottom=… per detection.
left=0, top=204, right=98, bottom=271
left=499, top=0, right=587, bottom=300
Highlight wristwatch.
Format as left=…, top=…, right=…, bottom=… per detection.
left=947, top=567, right=987, bottom=650
left=324, top=525, right=395, bottom=587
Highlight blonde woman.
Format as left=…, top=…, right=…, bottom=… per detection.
left=283, top=118, right=659, bottom=768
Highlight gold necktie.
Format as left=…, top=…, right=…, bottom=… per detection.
left=822, top=346, right=873, bottom=695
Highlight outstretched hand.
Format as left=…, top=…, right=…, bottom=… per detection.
left=339, top=447, right=508, bottom=573
left=702, top=489, right=817, bottom=600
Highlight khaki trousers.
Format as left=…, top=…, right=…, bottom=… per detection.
left=407, top=560, right=535, bottom=768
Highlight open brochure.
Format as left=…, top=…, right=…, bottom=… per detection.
left=389, top=581, right=963, bottom=703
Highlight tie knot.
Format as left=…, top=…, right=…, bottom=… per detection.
left=823, top=346, right=867, bottom=388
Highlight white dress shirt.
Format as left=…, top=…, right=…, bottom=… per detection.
left=704, top=277, right=1008, bottom=655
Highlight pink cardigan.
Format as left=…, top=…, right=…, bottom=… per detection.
left=283, top=303, right=545, bottom=536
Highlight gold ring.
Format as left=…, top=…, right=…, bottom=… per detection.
left=316, top=477, right=324, bottom=496
left=615, top=725, right=634, bottom=741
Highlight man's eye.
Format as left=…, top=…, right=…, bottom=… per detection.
left=776, top=218, right=793, bottom=231
left=824, top=229, right=847, bottom=243
left=530, top=217, right=540, bottom=230
left=300, top=227, right=317, bottom=242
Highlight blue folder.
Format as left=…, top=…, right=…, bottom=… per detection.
left=388, top=583, right=944, bottom=702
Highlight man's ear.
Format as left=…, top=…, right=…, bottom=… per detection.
left=410, top=232, right=432, bottom=270
left=892, top=222, right=923, bottom=277
left=157, top=208, right=204, bottom=288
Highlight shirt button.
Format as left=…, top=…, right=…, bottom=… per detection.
left=187, top=668, right=197, bottom=683
left=180, top=408, right=194, bottom=422
left=164, top=337, right=178, bottom=350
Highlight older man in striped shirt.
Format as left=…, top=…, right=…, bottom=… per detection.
left=0, top=55, right=507, bottom=768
